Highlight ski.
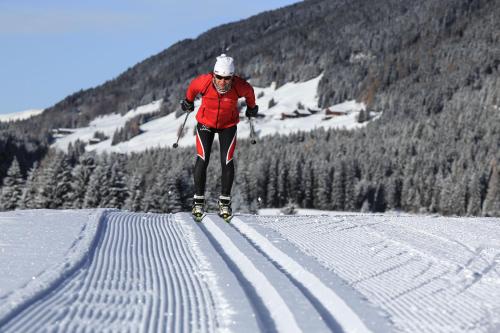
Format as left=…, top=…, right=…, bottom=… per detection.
left=192, top=212, right=206, bottom=222
left=219, top=213, right=233, bottom=223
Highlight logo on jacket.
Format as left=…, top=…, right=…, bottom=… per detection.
left=199, top=125, right=212, bottom=132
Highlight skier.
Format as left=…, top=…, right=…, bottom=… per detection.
left=180, top=54, right=259, bottom=221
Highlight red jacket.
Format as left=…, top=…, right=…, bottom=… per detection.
left=185, top=73, right=256, bottom=129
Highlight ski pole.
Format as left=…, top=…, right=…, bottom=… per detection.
left=173, top=109, right=190, bottom=148
left=248, top=117, right=257, bottom=145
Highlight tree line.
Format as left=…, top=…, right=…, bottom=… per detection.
left=1, top=96, right=498, bottom=216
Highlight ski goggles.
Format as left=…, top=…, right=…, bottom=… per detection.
left=214, top=74, right=233, bottom=81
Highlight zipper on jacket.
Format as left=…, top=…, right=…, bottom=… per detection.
left=216, top=94, right=221, bottom=129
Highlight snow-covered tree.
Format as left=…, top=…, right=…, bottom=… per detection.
left=467, top=173, right=482, bottom=216
left=315, top=161, right=332, bottom=210
left=0, top=157, right=24, bottom=210
left=52, top=155, right=74, bottom=209
left=162, top=171, right=183, bottom=213
left=331, top=160, right=346, bottom=211
left=18, top=162, right=39, bottom=209
left=83, top=164, right=107, bottom=208
left=105, top=159, right=128, bottom=209
left=483, top=161, right=500, bottom=216
left=71, top=154, right=96, bottom=208
left=124, top=172, right=145, bottom=212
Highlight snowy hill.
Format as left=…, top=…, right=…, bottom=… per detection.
left=0, top=109, right=44, bottom=123
left=1, top=210, right=499, bottom=332
left=51, top=75, right=378, bottom=153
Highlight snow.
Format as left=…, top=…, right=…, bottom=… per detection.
left=2, top=209, right=498, bottom=332
left=51, top=75, right=378, bottom=153
left=231, top=217, right=372, bottom=333
left=203, top=216, right=303, bottom=332
left=53, top=100, right=162, bottom=152
left=0, top=109, right=44, bottom=123
left=0, top=209, right=107, bottom=324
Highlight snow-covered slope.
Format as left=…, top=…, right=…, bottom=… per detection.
left=51, top=75, right=378, bottom=153
left=0, top=109, right=44, bottom=123
left=0, top=209, right=106, bottom=324
left=1, top=210, right=499, bottom=332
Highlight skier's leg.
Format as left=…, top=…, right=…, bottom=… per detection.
left=194, top=123, right=215, bottom=196
left=218, top=125, right=237, bottom=196
left=217, top=126, right=237, bottom=220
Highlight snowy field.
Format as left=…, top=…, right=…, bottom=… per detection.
left=0, top=210, right=499, bottom=332
left=51, top=75, right=377, bottom=154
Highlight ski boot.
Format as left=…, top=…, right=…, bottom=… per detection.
left=192, top=195, right=206, bottom=222
left=217, top=195, right=233, bottom=222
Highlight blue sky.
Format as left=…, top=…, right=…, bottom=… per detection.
left=0, top=0, right=299, bottom=114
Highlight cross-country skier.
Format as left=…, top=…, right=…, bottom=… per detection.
left=180, top=54, right=259, bottom=221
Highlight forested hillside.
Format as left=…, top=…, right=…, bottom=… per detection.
left=0, top=0, right=499, bottom=215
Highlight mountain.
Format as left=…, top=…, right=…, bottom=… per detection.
left=0, top=0, right=499, bottom=216
left=0, top=110, right=44, bottom=123
left=5, top=0, right=499, bottom=135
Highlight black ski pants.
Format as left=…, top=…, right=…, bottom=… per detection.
left=194, top=123, right=237, bottom=197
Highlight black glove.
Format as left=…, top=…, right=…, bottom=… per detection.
left=245, top=105, right=259, bottom=118
left=180, top=99, right=194, bottom=112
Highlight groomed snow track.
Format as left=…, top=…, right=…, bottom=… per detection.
left=0, top=211, right=384, bottom=332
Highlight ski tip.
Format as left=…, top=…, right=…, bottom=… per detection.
left=219, top=213, right=233, bottom=223
left=192, top=213, right=206, bottom=222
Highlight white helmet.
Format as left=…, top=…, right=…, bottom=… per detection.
left=214, top=54, right=235, bottom=76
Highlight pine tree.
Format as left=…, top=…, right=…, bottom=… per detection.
left=105, top=159, right=128, bottom=209
left=124, top=172, right=145, bottom=212
left=18, top=162, right=39, bottom=209
left=71, top=154, right=96, bottom=208
left=52, top=155, right=74, bottom=208
left=302, top=161, right=314, bottom=208
left=266, top=158, right=278, bottom=207
left=331, top=160, right=346, bottom=211
left=142, top=167, right=167, bottom=213
left=33, top=153, right=63, bottom=208
left=439, top=176, right=455, bottom=215
left=83, top=164, right=106, bottom=208
left=277, top=162, right=288, bottom=207
left=386, top=175, right=402, bottom=210
left=162, top=171, right=183, bottom=213
left=467, top=173, right=482, bottom=216
left=344, top=160, right=357, bottom=211
left=429, top=172, right=443, bottom=213
left=483, top=161, right=500, bottom=216
left=355, top=180, right=376, bottom=212
left=315, top=161, right=332, bottom=210
left=402, top=176, right=418, bottom=212
left=0, top=157, right=24, bottom=211
left=373, top=183, right=386, bottom=212
left=289, top=156, right=304, bottom=207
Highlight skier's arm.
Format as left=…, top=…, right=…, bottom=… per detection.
left=239, top=79, right=258, bottom=117
left=185, top=75, right=205, bottom=103
left=182, top=75, right=206, bottom=112
left=239, top=80, right=257, bottom=109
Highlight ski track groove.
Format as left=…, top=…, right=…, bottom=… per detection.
left=169, top=216, right=215, bottom=332
left=230, top=217, right=372, bottom=333
left=256, top=215, right=500, bottom=333
left=198, top=215, right=378, bottom=333
left=200, top=216, right=300, bottom=333
left=0, top=212, right=222, bottom=333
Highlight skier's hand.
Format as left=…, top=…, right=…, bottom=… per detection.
left=180, top=99, right=195, bottom=112
left=245, top=105, right=259, bottom=118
